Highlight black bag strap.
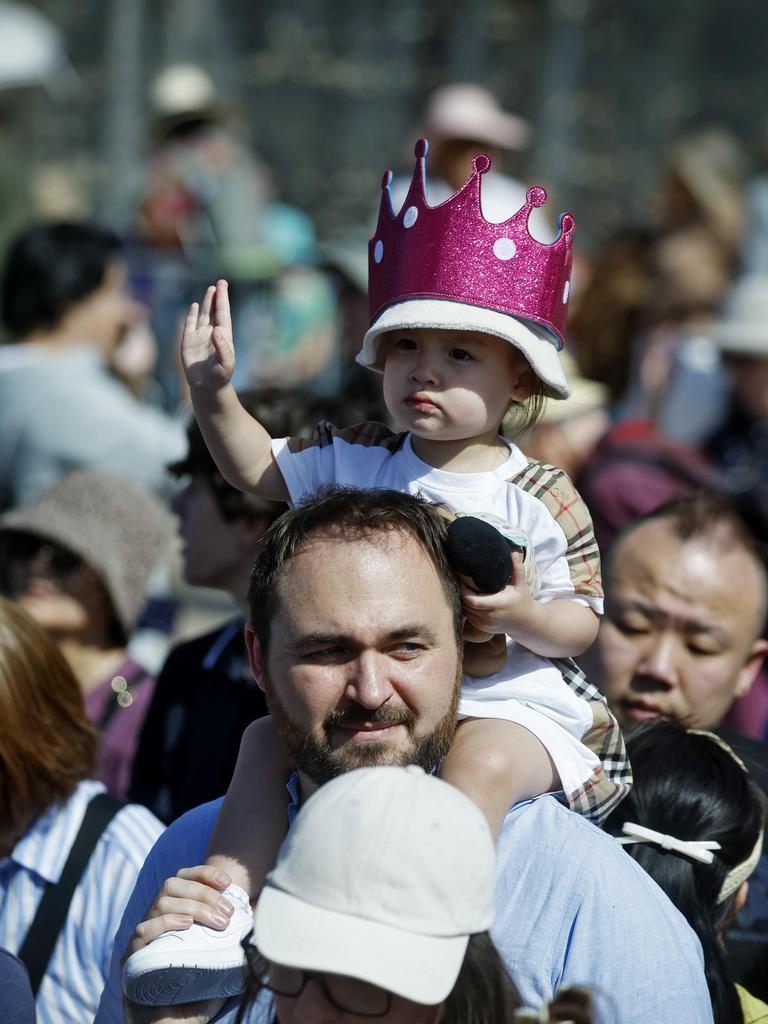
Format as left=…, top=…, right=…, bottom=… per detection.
left=18, top=792, right=124, bottom=994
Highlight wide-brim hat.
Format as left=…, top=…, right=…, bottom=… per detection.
left=356, top=298, right=571, bottom=399
left=710, top=275, right=768, bottom=356
left=0, top=470, right=174, bottom=636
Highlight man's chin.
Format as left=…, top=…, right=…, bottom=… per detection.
left=325, top=737, right=416, bottom=776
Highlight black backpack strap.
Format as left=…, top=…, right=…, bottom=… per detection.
left=18, top=792, right=124, bottom=994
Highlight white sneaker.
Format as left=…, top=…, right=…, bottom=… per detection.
left=122, top=883, right=253, bottom=1005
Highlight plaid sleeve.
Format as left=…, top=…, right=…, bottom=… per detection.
left=510, top=461, right=602, bottom=600
left=552, top=657, right=633, bottom=822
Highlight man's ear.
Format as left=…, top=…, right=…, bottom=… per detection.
left=244, top=623, right=266, bottom=693
left=734, top=637, right=768, bottom=699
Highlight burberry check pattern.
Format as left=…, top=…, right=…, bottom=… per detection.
left=511, top=461, right=630, bottom=821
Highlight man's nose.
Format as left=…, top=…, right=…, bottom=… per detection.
left=344, top=651, right=395, bottom=708
left=288, top=978, right=341, bottom=1022
left=634, top=633, right=678, bottom=689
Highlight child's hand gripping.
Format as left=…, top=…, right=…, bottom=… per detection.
left=460, top=548, right=536, bottom=640
left=445, top=515, right=536, bottom=642
left=181, top=280, right=235, bottom=395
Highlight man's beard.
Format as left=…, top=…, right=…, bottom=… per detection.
left=264, top=672, right=462, bottom=786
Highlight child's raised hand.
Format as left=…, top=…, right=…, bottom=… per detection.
left=181, top=280, right=235, bottom=394
left=459, top=551, right=536, bottom=639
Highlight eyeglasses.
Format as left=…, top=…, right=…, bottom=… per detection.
left=241, top=929, right=393, bottom=1017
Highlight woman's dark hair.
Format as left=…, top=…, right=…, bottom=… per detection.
left=237, top=931, right=521, bottom=1023
left=439, top=931, right=521, bottom=1023
left=605, top=722, right=765, bottom=1024
left=0, top=222, right=122, bottom=337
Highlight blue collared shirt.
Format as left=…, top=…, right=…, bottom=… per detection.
left=95, top=792, right=713, bottom=1023
left=0, top=779, right=164, bottom=1024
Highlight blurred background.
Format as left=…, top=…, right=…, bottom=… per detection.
left=3, top=0, right=768, bottom=755
left=2, top=5, right=768, bottom=981
left=5, top=0, right=768, bottom=248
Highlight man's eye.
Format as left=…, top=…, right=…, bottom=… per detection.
left=390, top=643, right=422, bottom=657
left=305, top=646, right=344, bottom=660
left=615, top=620, right=649, bottom=636
left=687, top=642, right=718, bottom=657
left=448, top=348, right=473, bottom=361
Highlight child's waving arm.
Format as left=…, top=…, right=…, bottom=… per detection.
left=183, top=280, right=289, bottom=501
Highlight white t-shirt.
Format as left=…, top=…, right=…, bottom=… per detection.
left=272, top=422, right=604, bottom=794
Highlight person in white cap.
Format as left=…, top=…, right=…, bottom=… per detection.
left=388, top=83, right=539, bottom=232
left=100, top=489, right=711, bottom=1024
left=242, top=765, right=512, bottom=1023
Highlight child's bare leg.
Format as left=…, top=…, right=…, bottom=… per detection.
left=441, top=719, right=558, bottom=838
left=121, top=716, right=294, bottom=1005
left=206, top=715, right=293, bottom=900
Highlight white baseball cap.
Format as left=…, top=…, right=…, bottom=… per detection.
left=253, top=765, right=496, bottom=1005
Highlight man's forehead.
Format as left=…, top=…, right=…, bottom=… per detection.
left=615, top=519, right=720, bottom=573
left=277, top=528, right=446, bottom=594
left=270, top=529, right=455, bottom=638
left=608, top=518, right=765, bottom=622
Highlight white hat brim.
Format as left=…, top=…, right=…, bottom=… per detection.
left=254, top=884, right=468, bottom=1005
left=356, top=299, right=570, bottom=399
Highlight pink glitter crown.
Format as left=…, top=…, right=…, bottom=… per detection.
left=369, top=138, right=575, bottom=347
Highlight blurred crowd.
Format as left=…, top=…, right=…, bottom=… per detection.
left=1, top=48, right=768, bottom=1024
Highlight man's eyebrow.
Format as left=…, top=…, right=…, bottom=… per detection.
left=611, top=596, right=730, bottom=642
left=291, top=625, right=440, bottom=649
left=382, top=625, right=440, bottom=645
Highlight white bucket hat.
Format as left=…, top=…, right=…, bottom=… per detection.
left=356, top=298, right=571, bottom=399
left=711, top=275, right=768, bottom=355
left=253, top=765, right=496, bottom=1005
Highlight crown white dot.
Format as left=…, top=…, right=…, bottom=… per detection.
left=493, top=237, right=517, bottom=261
left=403, top=206, right=418, bottom=229
left=374, top=239, right=384, bottom=264
left=562, top=279, right=570, bottom=303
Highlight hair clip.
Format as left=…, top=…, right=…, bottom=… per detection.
left=617, top=821, right=721, bottom=865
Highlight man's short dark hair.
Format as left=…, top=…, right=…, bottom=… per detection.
left=0, top=222, right=123, bottom=338
left=248, top=487, right=462, bottom=653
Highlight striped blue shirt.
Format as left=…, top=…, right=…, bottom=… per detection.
left=0, top=779, right=164, bottom=1024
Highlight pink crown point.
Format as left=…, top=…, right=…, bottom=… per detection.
left=473, top=153, right=491, bottom=175
left=369, top=139, right=576, bottom=347
left=526, top=185, right=547, bottom=208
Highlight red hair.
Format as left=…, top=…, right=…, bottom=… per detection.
left=0, top=597, right=97, bottom=836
